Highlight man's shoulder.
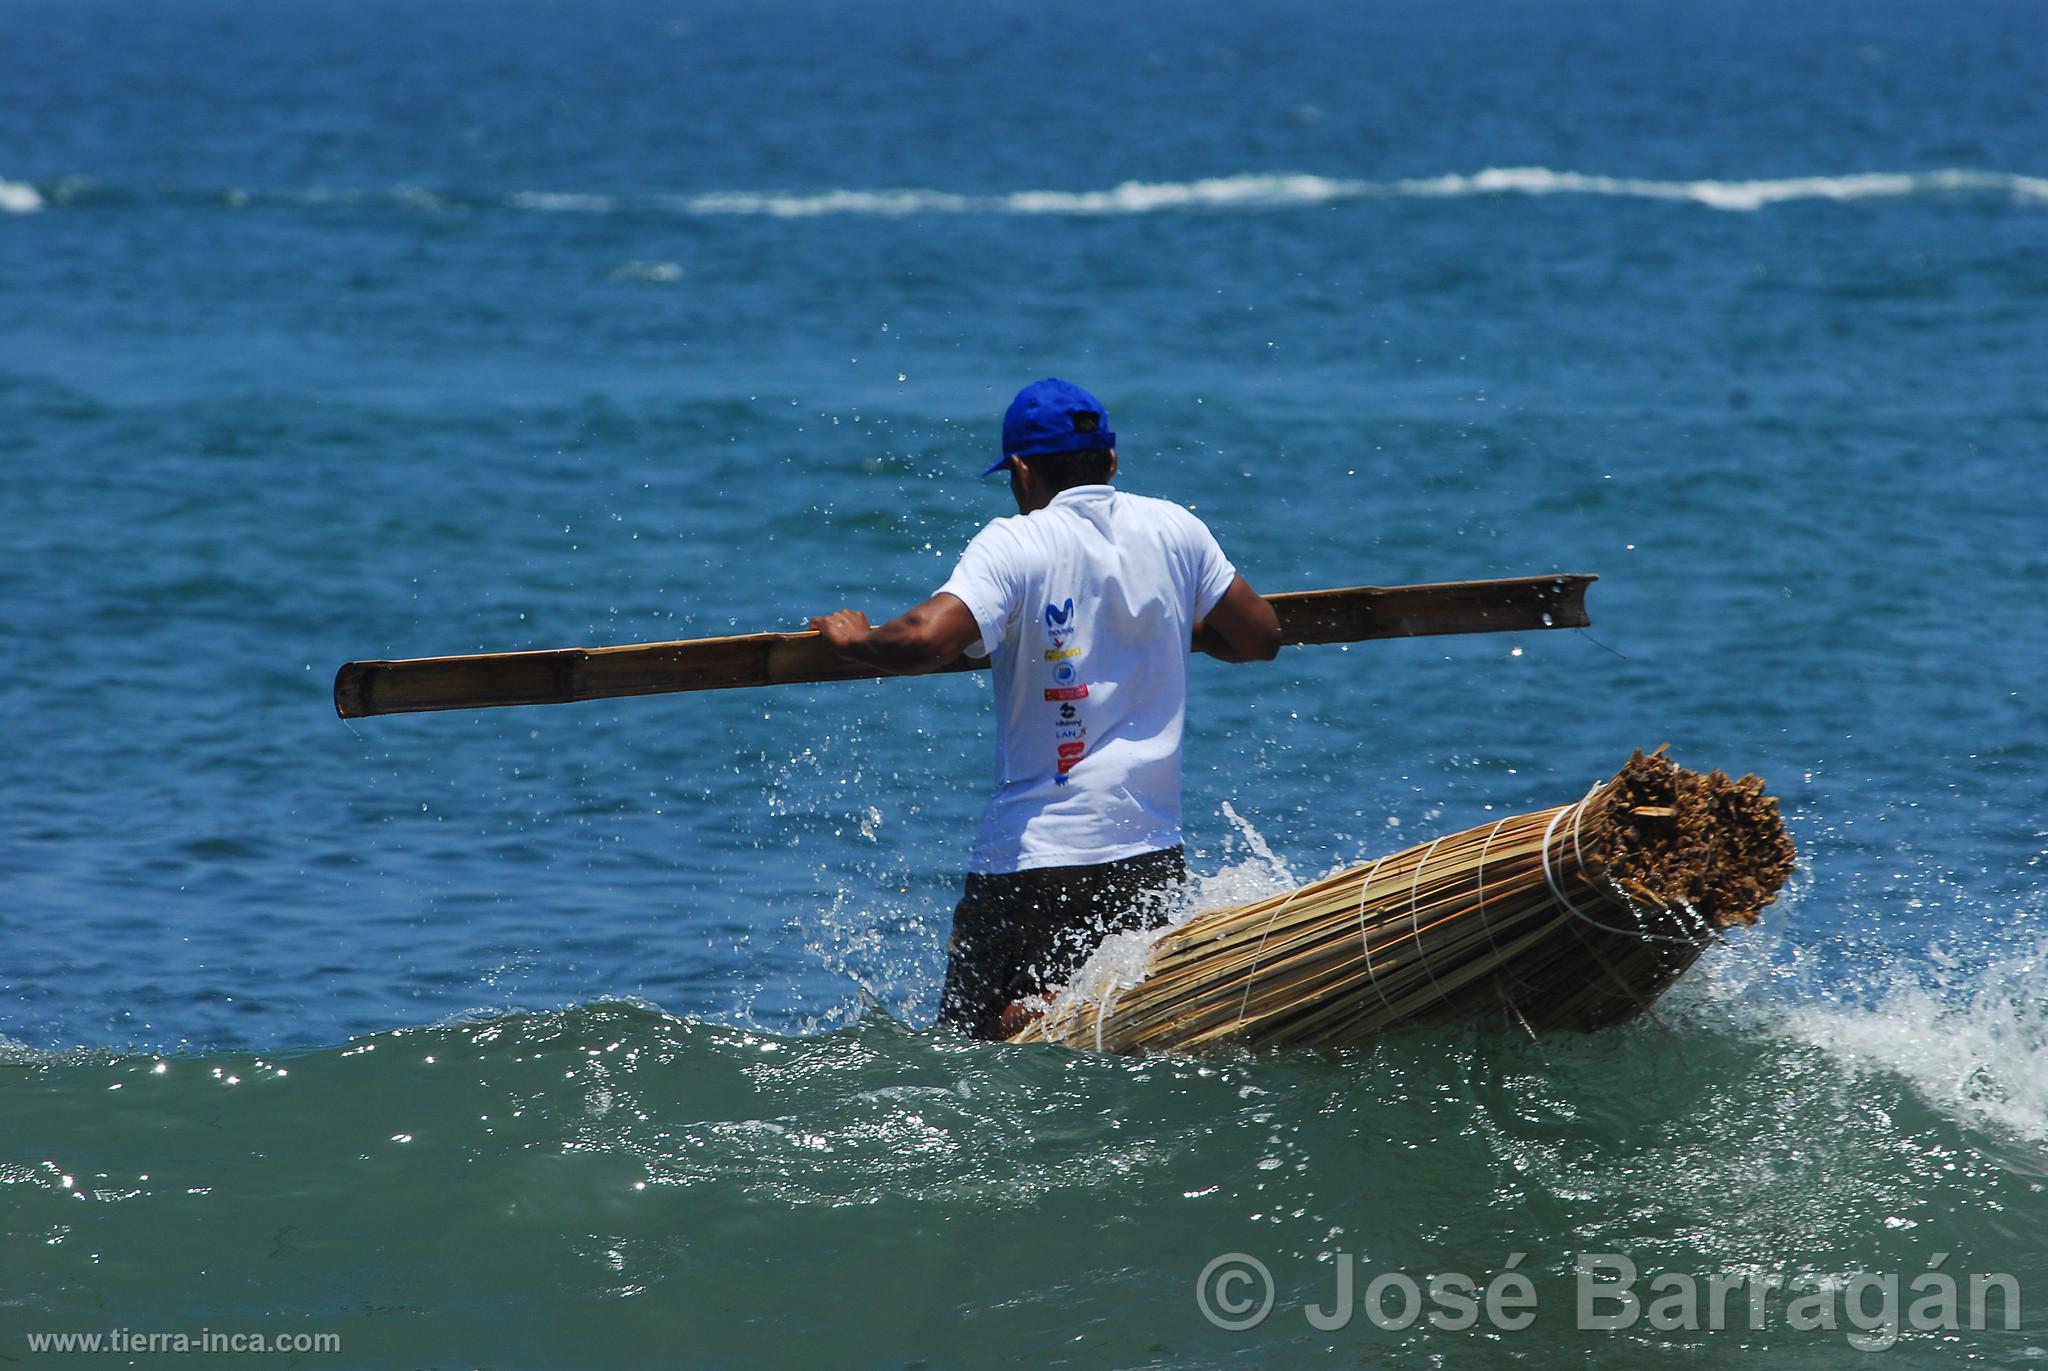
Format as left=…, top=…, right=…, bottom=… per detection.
left=1106, top=488, right=1191, bottom=513
left=964, top=510, right=1030, bottom=544
left=1112, top=490, right=1212, bottom=538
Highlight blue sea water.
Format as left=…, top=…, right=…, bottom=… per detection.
left=4, top=0, right=2046, bottom=1364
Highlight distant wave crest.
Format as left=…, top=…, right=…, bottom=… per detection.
left=0, top=177, right=46, bottom=214
left=677, top=174, right=1351, bottom=218
left=663, top=167, right=2048, bottom=218
left=1393, top=166, right=2048, bottom=213
left=13, top=168, right=2047, bottom=221
left=506, top=190, right=617, bottom=213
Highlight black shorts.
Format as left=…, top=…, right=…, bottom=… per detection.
left=937, top=846, right=1186, bottom=1040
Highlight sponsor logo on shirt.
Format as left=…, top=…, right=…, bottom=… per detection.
left=1044, top=597, right=1078, bottom=649
left=1042, top=593, right=1091, bottom=782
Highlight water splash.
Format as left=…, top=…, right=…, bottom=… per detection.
left=1038, top=804, right=1307, bottom=1040
left=1770, top=949, right=2048, bottom=1147
left=1213, top=799, right=1299, bottom=892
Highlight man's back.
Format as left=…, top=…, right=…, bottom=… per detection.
left=806, top=377, right=1278, bottom=1036
left=939, top=485, right=1237, bottom=874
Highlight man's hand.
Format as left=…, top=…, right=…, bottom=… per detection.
left=808, top=608, right=874, bottom=652
left=808, top=594, right=981, bottom=675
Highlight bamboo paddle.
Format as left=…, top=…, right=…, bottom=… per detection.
left=333, top=573, right=1595, bottom=719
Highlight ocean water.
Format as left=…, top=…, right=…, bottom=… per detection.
left=3, top=0, right=2045, bottom=1363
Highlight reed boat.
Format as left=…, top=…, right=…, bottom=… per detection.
left=1009, top=749, right=1795, bottom=1053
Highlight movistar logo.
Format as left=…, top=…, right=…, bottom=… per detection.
left=1044, top=599, right=1075, bottom=629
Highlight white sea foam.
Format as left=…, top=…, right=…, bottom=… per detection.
left=672, top=174, right=1354, bottom=218
left=0, top=178, right=45, bottom=214
left=508, top=190, right=617, bottom=213
left=630, top=167, right=2048, bottom=218
left=676, top=187, right=975, bottom=217
left=1001, top=173, right=1360, bottom=215
left=1674, top=912, right=2048, bottom=1149
left=23, top=168, right=2045, bottom=220
left=387, top=184, right=450, bottom=213
left=610, top=259, right=683, bottom=283
left=1393, top=166, right=2048, bottom=212
left=1767, top=950, right=2048, bottom=1146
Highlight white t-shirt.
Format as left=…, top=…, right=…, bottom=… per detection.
left=936, top=485, right=1237, bottom=874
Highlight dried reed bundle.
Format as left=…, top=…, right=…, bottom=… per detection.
left=1009, top=749, right=1795, bottom=1054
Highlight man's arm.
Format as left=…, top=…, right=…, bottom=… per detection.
left=1191, top=575, right=1283, bottom=662
left=809, top=593, right=984, bottom=675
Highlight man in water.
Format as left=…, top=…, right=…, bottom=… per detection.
left=810, top=378, right=1281, bottom=1038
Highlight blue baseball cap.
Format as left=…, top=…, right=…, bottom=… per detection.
left=983, top=378, right=1116, bottom=476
